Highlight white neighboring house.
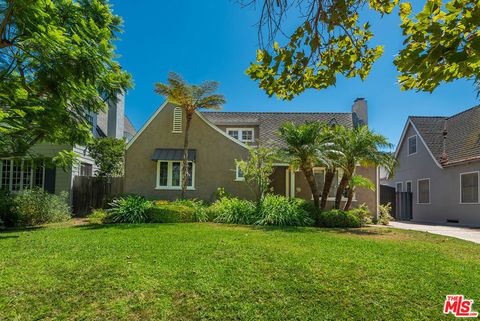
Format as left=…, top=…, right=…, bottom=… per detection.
left=387, top=105, right=480, bottom=226
left=0, top=93, right=136, bottom=196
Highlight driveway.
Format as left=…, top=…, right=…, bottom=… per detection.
left=388, top=221, right=480, bottom=244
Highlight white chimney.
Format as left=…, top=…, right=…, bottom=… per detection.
left=352, top=98, right=368, bottom=127
left=107, top=91, right=125, bottom=139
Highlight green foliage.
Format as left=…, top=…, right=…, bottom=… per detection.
left=243, top=0, right=478, bottom=97
left=87, top=209, right=109, bottom=225
left=147, top=204, right=196, bottom=223
left=395, top=0, right=480, bottom=92
left=236, top=146, right=276, bottom=203
left=256, top=194, right=314, bottom=226
left=318, top=209, right=362, bottom=228
left=211, top=197, right=258, bottom=225
left=213, top=187, right=232, bottom=201
left=154, top=72, right=226, bottom=198
left=87, top=137, right=126, bottom=177
left=0, top=0, right=132, bottom=158
left=171, top=199, right=209, bottom=222
left=0, top=189, right=16, bottom=227
left=349, top=203, right=372, bottom=225
left=278, top=121, right=338, bottom=208
left=107, top=195, right=153, bottom=224
left=378, top=202, right=394, bottom=225
left=13, top=188, right=71, bottom=226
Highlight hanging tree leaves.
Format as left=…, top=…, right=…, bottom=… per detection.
left=242, top=0, right=480, bottom=99
left=0, top=0, right=132, bottom=158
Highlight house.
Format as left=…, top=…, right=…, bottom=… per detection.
left=0, top=93, right=136, bottom=196
left=124, top=98, right=379, bottom=213
left=387, top=105, right=480, bottom=226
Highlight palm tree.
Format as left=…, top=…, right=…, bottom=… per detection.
left=155, top=72, right=226, bottom=198
left=278, top=122, right=335, bottom=210
left=333, top=125, right=393, bottom=210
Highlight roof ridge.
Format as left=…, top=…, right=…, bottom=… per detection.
left=202, top=111, right=352, bottom=115
left=446, top=104, right=480, bottom=120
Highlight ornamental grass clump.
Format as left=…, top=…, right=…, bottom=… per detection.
left=107, top=195, right=153, bottom=223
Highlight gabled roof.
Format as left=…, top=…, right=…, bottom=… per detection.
left=203, top=111, right=353, bottom=147
left=398, top=105, right=480, bottom=167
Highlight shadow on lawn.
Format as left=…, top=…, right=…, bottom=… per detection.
left=0, top=225, right=45, bottom=237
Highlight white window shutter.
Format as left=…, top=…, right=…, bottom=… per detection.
left=173, top=107, right=182, bottom=133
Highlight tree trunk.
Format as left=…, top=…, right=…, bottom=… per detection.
left=334, top=172, right=349, bottom=209
left=181, top=112, right=193, bottom=199
left=343, top=167, right=357, bottom=210
left=343, top=187, right=355, bottom=211
left=320, top=167, right=335, bottom=211
left=302, top=165, right=320, bottom=209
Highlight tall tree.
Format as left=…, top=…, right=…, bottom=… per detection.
left=155, top=72, right=226, bottom=198
left=332, top=125, right=392, bottom=210
left=241, top=0, right=480, bottom=99
left=278, top=121, right=336, bottom=209
left=87, top=137, right=126, bottom=177
left=0, top=0, right=132, bottom=158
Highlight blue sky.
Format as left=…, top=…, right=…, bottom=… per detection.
left=111, top=1, right=478, bottom=148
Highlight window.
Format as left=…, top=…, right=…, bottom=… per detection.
left=80, top=163, right=93, bottom=177
left=396, top=182, right=403, bottom=192
left=417, top=179, right=430, bottom=204
left=406, top=181, right=412, bottom=193
left=408, top=135, right=417, bottom=155
left=311, top=168, right=348, bottom=199
left=235, top=164, right=245, bottom=181
left=0, top=159, right=45, bottom=191
left=227, top=128, right=254, bottom=142
left=460, top=172, right=479, bottom=204
left=156, top=160, right=195, bottom=189
left=172, top=107, right=182, bottom=133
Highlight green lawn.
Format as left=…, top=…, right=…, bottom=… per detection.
left=0, top=222, right=479, bottom=320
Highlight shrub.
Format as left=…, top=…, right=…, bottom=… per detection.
left=349, top=203, right=372, bottom=226
left=0, top=189, right=16, bottom=227
left=318, top=209, right=361, bottom=228
left=378, top=203, right=393, bottom=225
left=256, top=195, right=314, bottom=226
left=87, top=209, right=109, bottom=224
left=13, top=188, right=71, bottom=226
left=291, top=198, right=319, bottom=221
left=172, top=199, right=209, bottom=222
left=107, top=195, right=153, bottom=223
left=211, top=197, right=257, bottom=225
left=147, top=203, right=195, bottom=223
left=213, top=187, right=231, bottom=201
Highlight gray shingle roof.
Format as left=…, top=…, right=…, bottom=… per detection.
left=203, top=111, right=353, bottom=147
left=410, top=105, right=480, bottom=166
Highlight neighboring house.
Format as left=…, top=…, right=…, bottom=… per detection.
left=124, top=98, right=379, bottom=213
left=0, top=93, right=136, bottom=196
left=387, top=105, right=480, bottom=226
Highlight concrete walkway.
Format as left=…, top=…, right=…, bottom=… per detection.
left=388, top=221, right=480, bottom=244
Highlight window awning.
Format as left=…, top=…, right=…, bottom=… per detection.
left=151, top=148, right=196, bottom=161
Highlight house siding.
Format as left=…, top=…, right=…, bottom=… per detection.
left=29, top=143, right=73, bottom=194
left=391, top=124, right=480, bottom=226
left=125, top=103, right=255, bottom=201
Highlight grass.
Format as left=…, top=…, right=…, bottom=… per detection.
left=0, top=222, right=479, bottom=320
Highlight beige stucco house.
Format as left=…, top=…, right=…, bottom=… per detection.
left=125, top=99, right=379, bottom=213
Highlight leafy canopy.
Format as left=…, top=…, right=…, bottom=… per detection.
left=87, top=137, right=126, bottom=177
left=242, top=0, right=480, bottom=99
left=0, top=0, right=131, bottom=158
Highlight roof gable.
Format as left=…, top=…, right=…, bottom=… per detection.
left=395, top=105, right=480, bottom=168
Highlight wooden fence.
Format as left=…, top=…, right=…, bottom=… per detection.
left=72, top=176, right=124, bottom=217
